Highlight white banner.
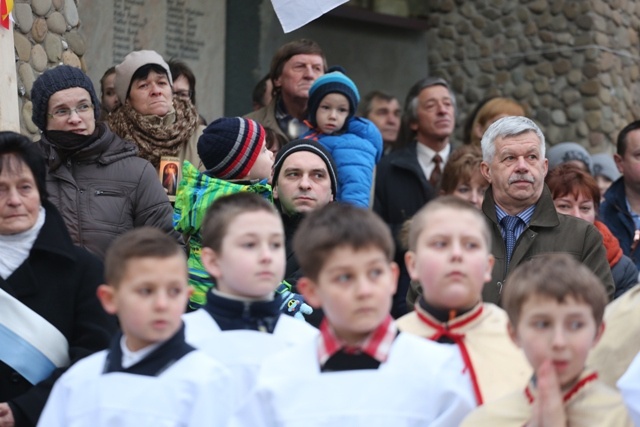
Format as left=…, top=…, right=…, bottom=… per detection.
left=271, top=0, right=348, bottom=33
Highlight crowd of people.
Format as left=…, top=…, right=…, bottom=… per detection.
left=0, top=36, right=639, bottom=426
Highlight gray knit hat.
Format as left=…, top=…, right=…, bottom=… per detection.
left=547, top=142, right=593, bottom=174
left=115, top=50, right=172, bottom=104
left=591, top=152, right=621, bottom=182
left=31, top=65, right=100, bottom=132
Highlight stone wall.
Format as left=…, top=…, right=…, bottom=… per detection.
left=13, top=0, right=86, bottom=137
left=415, top=0, right=640, bottom=152
left=78, top=0, right=226, bottom=124
left=11, top=0, right=225, bottom=137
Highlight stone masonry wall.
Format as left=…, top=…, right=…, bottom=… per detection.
left=414, top=0, right=640, bottom=152
left=12, top=0, right=85, bottom=138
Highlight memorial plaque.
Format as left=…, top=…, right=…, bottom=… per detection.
left=78, top=0, right=226, bottom=123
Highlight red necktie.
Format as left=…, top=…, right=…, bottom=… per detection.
left=429, top=154, right=442, bottom=187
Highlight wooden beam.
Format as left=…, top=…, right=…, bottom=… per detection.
left=0, top=21, right=20, bottom=132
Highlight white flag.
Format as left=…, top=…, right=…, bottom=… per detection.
left=271, top=0, right=348, bottom=33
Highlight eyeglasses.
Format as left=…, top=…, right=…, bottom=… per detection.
left=173, top=90, right=193, bottom=100
left=47, top=103, right=94, bottom=119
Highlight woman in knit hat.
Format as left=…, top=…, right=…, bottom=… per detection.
left=173, top=117, right=275, bottom=310
left=31, top=64, right=183, bottom=259
left=107, top=50, right=203, bottom=174
left=302, top=69, right=383, bottom=208
left=546, top=141, right=594, bottom=174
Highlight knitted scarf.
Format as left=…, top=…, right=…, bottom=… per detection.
left=107, top=97, right=198, bottom=168
left=594, top=220, right=623, bottom=267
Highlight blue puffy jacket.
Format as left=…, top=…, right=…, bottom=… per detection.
left=303, top=117, right=383, bottom=208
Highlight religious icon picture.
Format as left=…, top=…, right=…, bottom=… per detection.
left=159, top=156, right=181, bottom=201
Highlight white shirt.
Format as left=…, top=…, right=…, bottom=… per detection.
left=416, top=142, right=451, bottom=181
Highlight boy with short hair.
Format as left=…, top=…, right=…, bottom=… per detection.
left=302, top=70, right=383, bottom=207
left=230, top=203, right=475, bottom=426
left=183, top=193, right=318, bottom=406
left=37, top=227, right=233, bottom=427
left=397, top=196, right=531, bottom=405
left=461, top=253, right=633, bottom=426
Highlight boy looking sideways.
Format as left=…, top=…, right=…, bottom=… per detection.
left=183, top=193, right=317, bottom=407
left=462, top=253, right=632, bottom=426
left=38, top=227, right=232, bottom=427
left=230, top=203, right=475, bottom=426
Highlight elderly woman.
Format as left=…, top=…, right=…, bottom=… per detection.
left=30, top=65, right=183, bottom=260
left=108, top=50, right=203, bottom=171
left=0, top=131, right=115, bottom=426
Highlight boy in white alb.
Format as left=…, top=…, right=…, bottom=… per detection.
left=37, top=228, right=232, bottom=427
left=461, top=254, right=632, bottom=426
left=183, top=193, right=318, bottom=407
left=397, top=196, right=530, bottom=405
left=230, top=203, right=475, bottom=427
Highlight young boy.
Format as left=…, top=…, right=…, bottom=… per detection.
left=37, top=227, right=233, bottom=427
left=230, top=203, right=475, bottom=426
left=302, top=70, right=383, bottom=208
left=174, top=116, right=274, bottom=310
left=183, top=193, right=318, bottom=407
left=397, top=196, right=531, bottom=405
left=461, top=253, right=633, bottom=426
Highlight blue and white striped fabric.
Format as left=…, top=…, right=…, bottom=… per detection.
left=0, top=288, right=69, bottom=384
left=496, top=204, right=536, bottom=243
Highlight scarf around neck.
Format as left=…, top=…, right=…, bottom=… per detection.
left=45, top=124, right=105, bottom=161
left=0, top=206, right=46, bottom=279
left=594, top=220, right=623, bottom=267
left=107, top=97, right=198, bottom=168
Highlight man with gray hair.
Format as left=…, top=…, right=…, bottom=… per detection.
left=374, top=77, right=456, bottom=317
left=480, top=116, right=614, bottom=303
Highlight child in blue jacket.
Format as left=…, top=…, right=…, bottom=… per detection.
left=303, top=70, right=383, bottom=208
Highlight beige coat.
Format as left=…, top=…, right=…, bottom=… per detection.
left=587, top=285, right=640, bottom=388
left=461, top=370, right=633, bottom=426
left=397, top=302, right=531, bottom=405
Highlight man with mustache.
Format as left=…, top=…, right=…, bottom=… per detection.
left=374, top=77, right=456, bottom=318
left=480, top=116, right=614, bottom=304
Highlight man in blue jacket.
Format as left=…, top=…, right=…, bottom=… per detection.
left=601, top=120, right=640, bottom=270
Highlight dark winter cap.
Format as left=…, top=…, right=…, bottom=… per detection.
left=198, top=117, right=266, bottom=179
left=272, top=139, right=338, bottom=197
left=31, top=65, right=101, bottom=131
left=307, top=71, right=360, bottom=128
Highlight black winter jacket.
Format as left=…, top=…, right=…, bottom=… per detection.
left=1, top=202, right=116, bottom=426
